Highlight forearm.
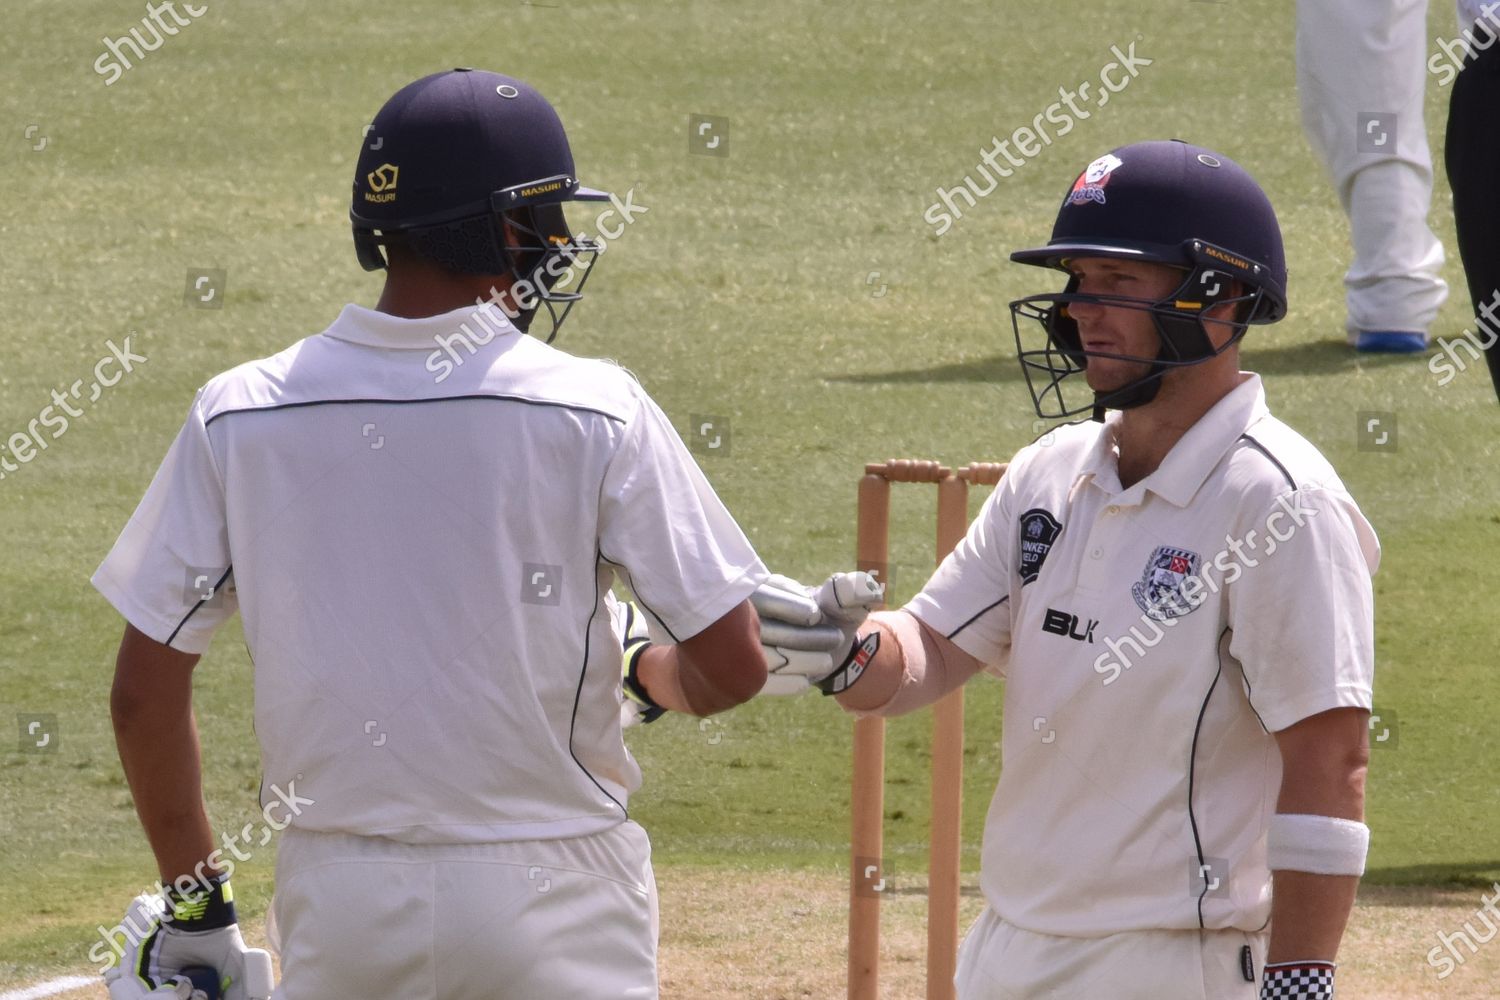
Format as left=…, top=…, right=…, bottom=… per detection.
left=835, top=610, right=983, bottom=715
left=1266, top=870, right=1360, bottom=962
left=1266, top=796, right=1364, bottom=962
left=637, top=644, right=747, bottom=716
left=635, top=599, right=765, bottom=716
left=111, top=626, right=218, bottom=885
left=1267, top=706, right=1370, bottom=965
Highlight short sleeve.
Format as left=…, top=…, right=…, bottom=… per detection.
left=905, top=478, right=1016, bottom=669
left=1228, top=487, right=1379, bottom=732
left=91, top=390, right=238, bottom=654
left=598, top=390, right=767, bottom=640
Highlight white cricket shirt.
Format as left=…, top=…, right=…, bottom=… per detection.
left=907, top=374, right=1379, bottom=937
left=94, top=302, right=766, bottom=843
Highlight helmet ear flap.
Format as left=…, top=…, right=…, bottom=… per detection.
left=1154, top=263, right=1246, bottom=361
left=353, top=227, right=388, bottom=272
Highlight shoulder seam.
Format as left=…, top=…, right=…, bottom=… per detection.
left=202, top=394, right=630, bottom=427
left=1236, top=433, right=1297, bottom=491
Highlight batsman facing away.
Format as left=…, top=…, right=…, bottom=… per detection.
left=91, top=67, right=1375, bottom=1000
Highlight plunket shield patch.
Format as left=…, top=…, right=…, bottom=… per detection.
left=1018, top=509, right=1063, bottom=585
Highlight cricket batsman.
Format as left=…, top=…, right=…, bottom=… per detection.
left=758, top=140, right=1380, bottom=999
left=93, top=69, right=767, bottom=999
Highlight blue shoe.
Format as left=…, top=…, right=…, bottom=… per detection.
left=1356, top=331, right=1427, bottom=353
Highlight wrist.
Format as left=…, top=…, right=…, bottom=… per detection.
left=816, top=632, right=880, bottom=696
left=164, top=870, right=237, bottom=931
left=622, top=637, right=666, bottom=723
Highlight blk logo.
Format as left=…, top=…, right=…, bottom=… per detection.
left=1042, top=607, right=1097, bottom=643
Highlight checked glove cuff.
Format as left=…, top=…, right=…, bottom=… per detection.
left=164, top=871, right=236, bottom=931
left=1260, top=961, right=1334, bottom=999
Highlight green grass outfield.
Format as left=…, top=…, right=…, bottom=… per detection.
left=2, top=0, right=1498, bottom=985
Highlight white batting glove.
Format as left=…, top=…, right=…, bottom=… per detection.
left=103, top=877, right=275, bottom=1000
left=752, top=572, right=884, bottom=695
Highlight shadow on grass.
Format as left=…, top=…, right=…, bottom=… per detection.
left=1241, top=337, right=1427, bottom=376
left=883, top=883, right=986, bottom=899
left=1363, top=861, right=1500, bottom=891
left=828, top=339, right=1413, bottom=387
left=826, top=353, right=1021, bottom=386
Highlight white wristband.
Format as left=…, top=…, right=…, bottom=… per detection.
left=1266, top=813, right=1369, bottom=876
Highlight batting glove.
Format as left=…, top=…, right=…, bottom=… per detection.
left=751, top=572, right=884, bottom=695
left=611, top=597, right=666, bottom=727
left=104, top=874, right=275, bottom=1000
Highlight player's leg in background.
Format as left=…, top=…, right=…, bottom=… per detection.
left=1296, top=0, right=1448, bottom=345
left=1444, top=20, right=1500, bottom=401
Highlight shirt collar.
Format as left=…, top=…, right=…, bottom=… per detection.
left=1077, top=373, right=1269, bottom=507
left=322, top=301, right=521, bottom=351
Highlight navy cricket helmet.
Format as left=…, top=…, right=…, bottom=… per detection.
left=351, top=69, right=611, bottom=342
left=1008, top=140, right=1287, bottom=418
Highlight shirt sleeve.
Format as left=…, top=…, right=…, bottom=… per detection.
left=905, top=475, right=1016, bottom=671
left=1227, top=486, right=1379, bottom=732
left=598, top=388, right=767, bottom=641
left=91, top=389, right=238, bottom=654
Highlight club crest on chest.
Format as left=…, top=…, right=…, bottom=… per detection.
left=1017, top=509, right=1063, bottom=585
left=1131, top=545, right=1206, bottom=621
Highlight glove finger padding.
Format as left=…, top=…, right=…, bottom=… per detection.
left=754, top=570, right=883, bottom=696
left=815, top=571, right=885, bottom=622
left=750, top=574, right=823, bottom=626
left=759, top=619, right=847, bottom=652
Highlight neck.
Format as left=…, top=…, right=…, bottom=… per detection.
left=375, top=260, right=518, bottom=320
left=1113, top=359, right=1244, bottom=488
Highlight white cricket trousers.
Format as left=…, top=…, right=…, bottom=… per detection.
left=1297, top=0, right=1448, bottom=337
left=954, top=907, right=1268, bottom=999
left=267, top=821, right=659, bottom=1000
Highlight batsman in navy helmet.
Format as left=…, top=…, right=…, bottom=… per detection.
left=351, top=68, right=612, bottom=342
left=1010, top=139, right=1288, bottom=420
left=751, top=141, right=1380, bottom=1000
left=93, top=68, right=770, bottom=1000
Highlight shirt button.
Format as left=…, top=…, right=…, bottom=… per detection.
left=1106, top=505, right=1120, bottom=516
left=1091, top=548, right=1103, bottom=559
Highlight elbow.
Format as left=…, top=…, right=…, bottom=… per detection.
left=701, top=653, right=767, bottom=714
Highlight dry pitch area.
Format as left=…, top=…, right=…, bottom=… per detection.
left=655, top=870, right=1500, bottom=999
left=19, top=872, right=1497, bottom=999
